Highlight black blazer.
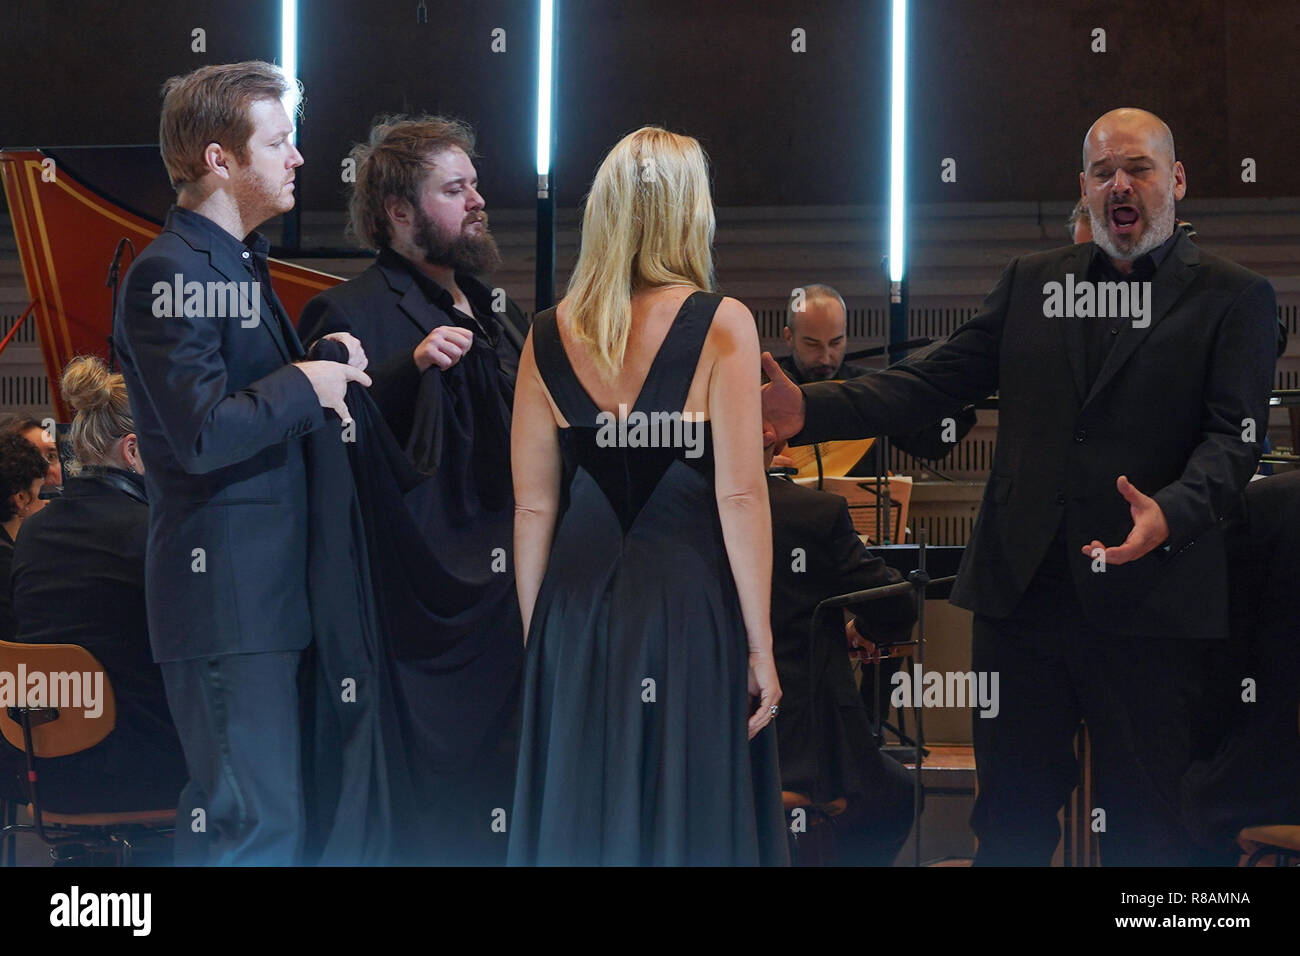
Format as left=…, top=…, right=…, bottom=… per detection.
left=794, top=232, right=1277, bottom=639
left=0, top=525, right=14, bottom=642
left=768, top=476, right=916, bottom=798
left=775, top=355, right=976, bottom=462
left=1184, top=471, right=1300, bottom=849
left=11, top=471, right=158, bottom=709
left=112, top=207, right=326, bottom=662
left=297, top=248, right=529, bottom=446
left=5, top=470, right=187, bottom=811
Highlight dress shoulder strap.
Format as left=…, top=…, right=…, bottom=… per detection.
left=530, top=306, right=601, bottom=425
left=633, top=291, right=724, bottom=414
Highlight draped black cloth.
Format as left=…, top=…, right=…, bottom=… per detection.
left=302, top=338, right=505, bottom=864
left=298, top=259, right=525, bottom=864
left=391, top=356, right=522, bottom=865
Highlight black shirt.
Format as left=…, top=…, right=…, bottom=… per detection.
left=168, top=205, right=301, bottom=357
left=1038, top=229, right=1181, bottom=580
left=0, top=524, right=13, bottom=641
left=388, top=248, right=520, bottom=383
left=1081, top=229, right=1180, bottom=392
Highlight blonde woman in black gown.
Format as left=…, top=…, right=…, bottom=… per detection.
left=508, top=127, right=787, bottom=865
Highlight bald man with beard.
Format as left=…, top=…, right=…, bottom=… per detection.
left=762, top=109, right=1278, bottom=866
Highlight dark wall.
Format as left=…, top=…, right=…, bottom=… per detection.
left=4, top=0, right=1298, bottom=215
left=295, top=0, right=539, bottom=213
left=553, top=0, right=887, bottom=208
left=2, top=1, right=277, bottom=147
left=909, top=0, right=1300, bottom=202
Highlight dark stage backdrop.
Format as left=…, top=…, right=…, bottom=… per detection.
left=3, top=0, right=1298, bottom=215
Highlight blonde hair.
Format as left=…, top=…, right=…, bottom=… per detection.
left=564, top=127, right=716, bottom=379
left=61, top=356, right=133, bottom=466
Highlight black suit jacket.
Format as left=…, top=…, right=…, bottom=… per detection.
left=775, top=354, right=975, bottom=462
left=794, top=233, right=1277, bottom=639
left=768, top=476, right=916, bottom=799
left=297, top=248, right=528, bottom=447
left=4, top=470, right=187, bottom=811
left=1183, top=471, right=1300, bottom=849
left=113, top=207, right=326, bottom=662
left=0, top=526, right=14, bottom=642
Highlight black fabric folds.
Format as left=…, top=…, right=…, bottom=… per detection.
left=300, top=338, right=490, bottom=864
left=405, top=346, right=514, bottom=517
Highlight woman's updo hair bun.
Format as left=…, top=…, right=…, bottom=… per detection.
left=61, top=356, right=133, bottom=466
left=62, top=355, right=116, bottom=413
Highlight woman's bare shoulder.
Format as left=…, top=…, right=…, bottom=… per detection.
left=706, top=296, right=758, bottom=348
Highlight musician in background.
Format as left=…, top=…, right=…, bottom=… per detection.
left=1183, top=470, right=1300, bottom=862
left=1068, top=198, right=1092, bottom=244
left=0, top=415, right=62, bottom=490
left=6, top=356, right=187, bottom=814
left=298, top=115, right=526, bottom=865
left=779, top=285, right=868, bottom=385
left=767, top=439, right=918, bottom=865
left=0, top=433, right=48, bottom=641
left=774, top=285, right=975, bottom=477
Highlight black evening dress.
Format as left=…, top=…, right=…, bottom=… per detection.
left=508, top=291, right=788, bottom=866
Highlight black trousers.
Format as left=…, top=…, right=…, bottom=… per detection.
left=161, top=651, right=305, bottom=866
left=969, top=565, right=1212, bottom=866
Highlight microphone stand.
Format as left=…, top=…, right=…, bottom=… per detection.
left=104, top=238, right=134, bottom=372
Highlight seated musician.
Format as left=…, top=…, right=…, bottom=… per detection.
left=1, top=357, right=186, bottom=813
left=1183, top=470, right=1300, bottom=862
left=767, top=438, right=920, bottom=865
left=0, top=432, right=50, bottom=642
left=773, top=283, right=976, bottom=479
left=0, top=414, right=64, bottom=491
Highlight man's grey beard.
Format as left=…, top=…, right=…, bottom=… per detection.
left=413, top=207, right=502, bottom=276
left=1088, top=181, right=1176, bottom=262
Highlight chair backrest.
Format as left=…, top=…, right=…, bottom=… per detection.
left=0, top=640, right=117, bottom=757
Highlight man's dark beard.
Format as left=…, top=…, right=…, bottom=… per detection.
left=798, top=360, right=838, bottom=381
left=413, top=207, right=502, bottom=275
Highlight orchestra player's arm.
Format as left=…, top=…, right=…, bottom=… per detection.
left=821, top=498, right=917, bottom=646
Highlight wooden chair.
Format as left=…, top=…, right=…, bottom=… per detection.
left=0, top=639, right=175, bottom=865
left=1237, top=826, right=1300, bottom=866
left=1062, top=721, right=1101, bottom=866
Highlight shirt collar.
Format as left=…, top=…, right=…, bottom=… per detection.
left=170, top=205, right=270, bottom=262
left=1091, top=227, right=1180, bottom=280
left=379, top=247, right=492, bottom=321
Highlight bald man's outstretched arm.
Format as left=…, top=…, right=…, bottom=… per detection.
left=786, top=260, right=1010, bottom=446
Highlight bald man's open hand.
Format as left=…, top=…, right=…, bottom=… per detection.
left=761, top=352, right=806, bottom=446
left=1080, top=475, right=1170, bottom=566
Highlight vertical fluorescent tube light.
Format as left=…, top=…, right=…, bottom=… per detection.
left=535, top=0, right=556, bottom=309
left=281, top=0, right=300, bottom=250
left=888, top=0, right=906, bottom=284
left=536, top=0, right=554, bottom=191
left=281, top=0, right=299, bottom=134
